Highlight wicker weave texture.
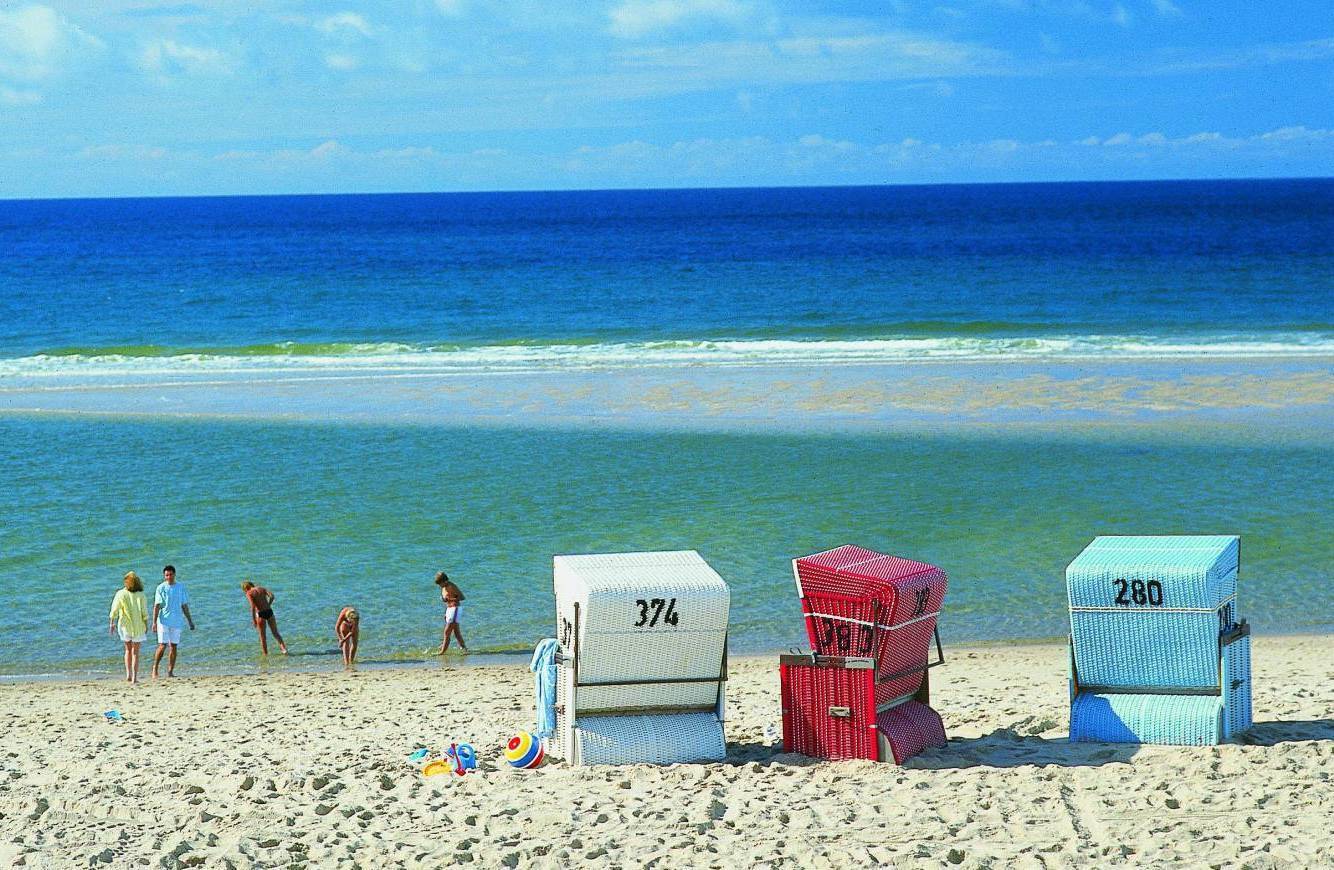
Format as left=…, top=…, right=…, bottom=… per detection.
left=780, top=659, right=878, bottom=761
left=876, top=701, right=947, bottom=764
left=1067, top=535, right=1239, bottom=689
left=554, top=550, right=729, bottom=712
left=1069, top=610, right=1230, bottom=688
left=780, top=657, right=947, bottom=764
left=1066, top=535, right=1239, bottom=609
left=552, top=551, right=729, bottom=767
left=552, top=660, right=572, bottom=761
left=1223, top=634, right=1253, bottom=738
left=1070, top=692, right=1223, bottom=745
left=574, top=712, right=726, bottom=766
left=793, top=544, right=946, bottom=701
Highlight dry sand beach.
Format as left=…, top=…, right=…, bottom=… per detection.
left=2, top=635, right=1331, bottom=869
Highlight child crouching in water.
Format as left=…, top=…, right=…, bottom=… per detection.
left=335, top=606, right=359, bottom=666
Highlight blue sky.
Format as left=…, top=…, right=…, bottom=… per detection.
left=1, top=1, right=1331, bottom=197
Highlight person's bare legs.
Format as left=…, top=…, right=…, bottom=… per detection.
left=166, top=643, right=178, bottom=677
left=152, top=643, right=167, bottom=678
left=349, top=635, right=357, bottom=664
left=123, top=641, right=133, bottom=682
left=437, top=621, right=449, bottom=655
left=446, top=623, right=467, bottom=652
left=128, top=642, right=141, bottom=684
left=266, top=617, right=288, bottom=654
left=256, top=621, right=269, bottom=655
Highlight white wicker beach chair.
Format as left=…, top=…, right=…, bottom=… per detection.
left=551, top=551, right=730, bottom=766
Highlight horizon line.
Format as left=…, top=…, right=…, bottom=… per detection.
left=3, top=174, right=1331, bottom=205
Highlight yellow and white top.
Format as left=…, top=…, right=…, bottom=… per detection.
left=109, top=589, right=149, bottom=636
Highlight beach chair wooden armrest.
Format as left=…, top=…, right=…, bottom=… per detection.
left=1220, top=621, right=1250, bottom=646
left=778, top=652, right=874, bottom=668
left=873, top=626, right=946, bottom=684
left=1076, top=684, right=1222, bottom=696
left=576, top=675, right=723, bottom=688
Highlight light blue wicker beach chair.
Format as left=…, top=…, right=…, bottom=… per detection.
left=1067, top=535, right=1252, bottom=745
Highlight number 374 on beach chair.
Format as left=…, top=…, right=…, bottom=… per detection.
left=1067, top=535, right=1252, bottom=746
left=551, top=551, right=729, bottom=766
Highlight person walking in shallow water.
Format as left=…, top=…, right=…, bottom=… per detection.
left=109, top=571, right=148, bottom=683
left=241, top=580, right=288, bottom=655
left=434, top=571, right=467, bottom=654
left=151, top=565, right=195, bottom=678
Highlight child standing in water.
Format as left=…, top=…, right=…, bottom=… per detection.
left=241, top=580, right=288, bottom=656
left=434, top=571, right=467, bottom=654
left=335, top=606, right=360, bottom=666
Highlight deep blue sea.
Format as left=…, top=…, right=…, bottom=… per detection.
left=0, top=180, right=1331, bottom=678
left=2, top=179, right=1332, bottom=370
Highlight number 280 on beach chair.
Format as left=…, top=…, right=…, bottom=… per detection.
left=1067, top=535, right=1252, bottom=746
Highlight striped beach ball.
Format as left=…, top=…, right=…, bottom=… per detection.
left=504, top=731, right=545, bottom=769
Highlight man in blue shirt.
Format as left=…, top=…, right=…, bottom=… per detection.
left=151, top=565, right=196, bottom=678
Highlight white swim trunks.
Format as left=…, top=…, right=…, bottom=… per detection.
left=444, top=604, right=462, bottom=625
left=118, top=628, right=146, bottom=643
left=157, top=625, right=183, bottom=645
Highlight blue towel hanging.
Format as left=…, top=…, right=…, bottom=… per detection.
left=530, top=638, right=559, bottom=740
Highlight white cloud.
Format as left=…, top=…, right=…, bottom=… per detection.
left=56, top=125, right=1333, bottom=197
left=316, top=12, right=373, bottom=37
left=609, top=0, right=748, bottom=39
left=1111, top=4, right=1132, bottom=27
left=901, top=80, right=955, bottom=97
left=377, top=146, right=442, bottom=159
left=1151, top=0, right=1182, bottom=17
left=434, top=0, right=466, bottom=16
left=1258, top=125, right=1334, bottom=143
left=610, top=31, right=1003, bottom=96
left=1075, top=127, right=1332, bottom=152
left=798, top=134, right=855, bottom=152
left=310, top=140, right=344, bottom=158
left=78, top=144, right=169, bottom=160
left=324, top=53, right=360, bottom=71
left=138, top=39, right=233, bottom=76
left=0, top=84, right=42, bottom=104
left=0, top=4, right=101, bottom=81
left=581, top=125, right=1334, bottom=177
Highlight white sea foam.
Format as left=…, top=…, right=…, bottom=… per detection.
left=1, top=334, right=1332, bottom=382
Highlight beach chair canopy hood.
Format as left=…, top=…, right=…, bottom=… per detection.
left=1067, top=535, right=1239, bottom=689
left=1067, top=535, right=1239, bottom=611
left=794, top=544, right=947, bottom=703
left=555, top=550, right=729, bottom=712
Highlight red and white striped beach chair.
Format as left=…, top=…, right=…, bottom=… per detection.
left=781, top=545, right=948, bottom=763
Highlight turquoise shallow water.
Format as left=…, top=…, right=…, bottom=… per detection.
left=1, top=413, right=1329, bottom=678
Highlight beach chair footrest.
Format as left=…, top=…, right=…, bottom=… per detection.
left=1070, top=691, right=1225, bottom=745
left=573, top=712, right=726, bottom=766
left=877, top=700, right=947, bottom=764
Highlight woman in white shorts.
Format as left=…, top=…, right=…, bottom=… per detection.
left=434, top=571, right=468, bottom=654
left=108, top=571, right=149, bottom=684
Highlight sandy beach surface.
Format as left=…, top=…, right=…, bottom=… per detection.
left=2, top=635, right=1331, bottom=869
